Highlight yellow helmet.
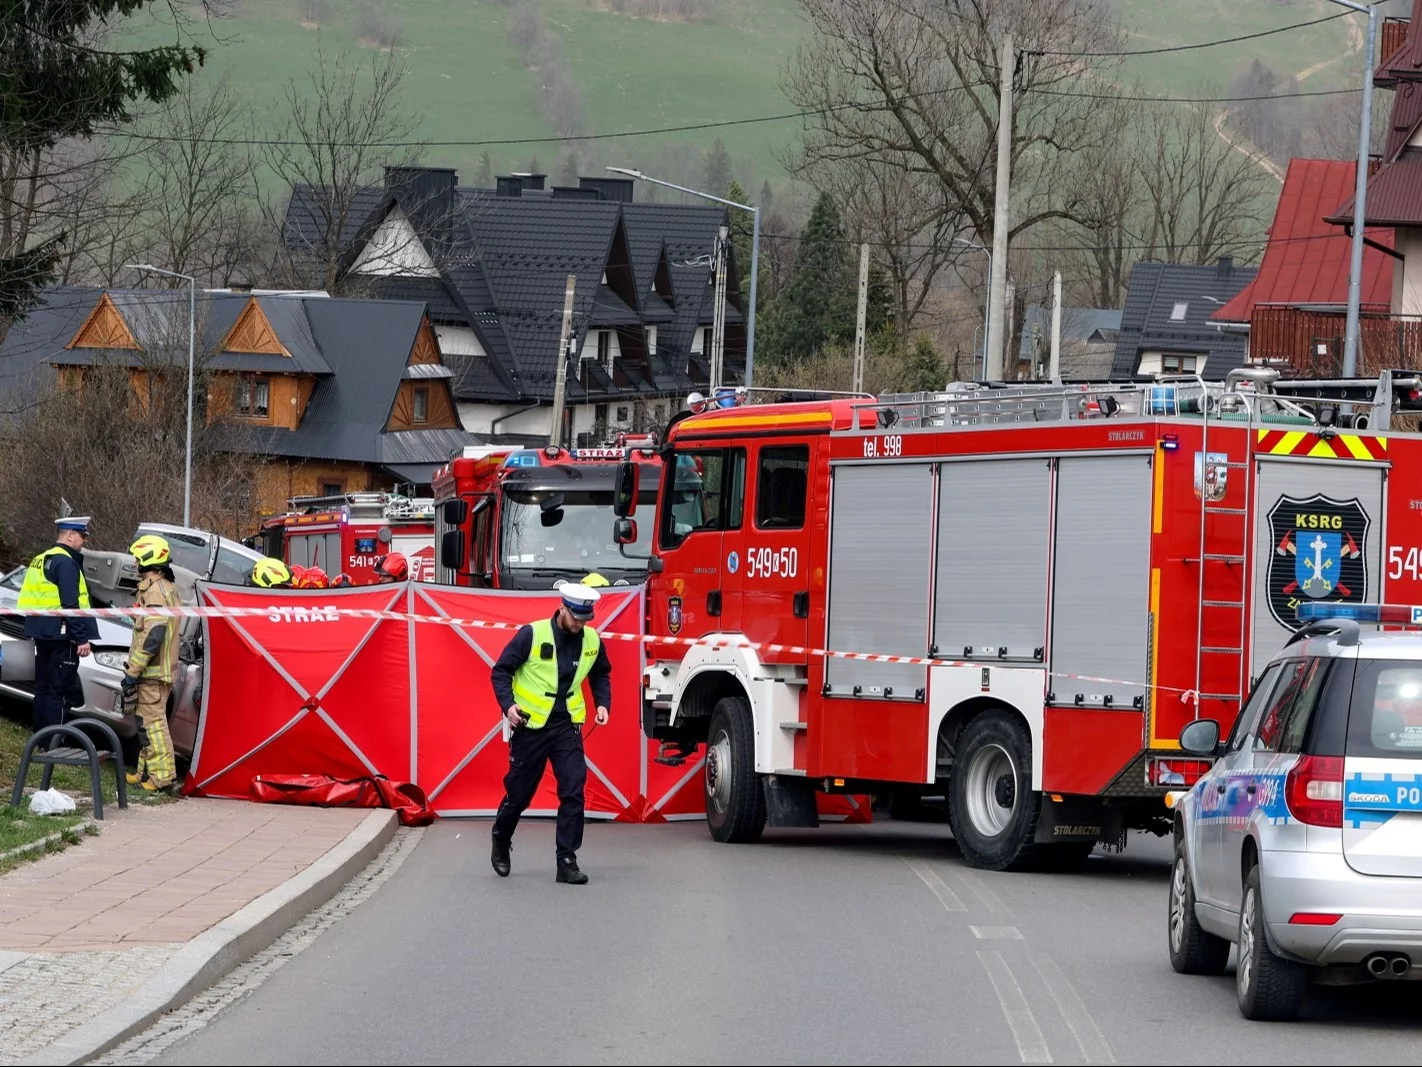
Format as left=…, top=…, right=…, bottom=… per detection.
left=129, top=534, right=171, bottom=569
left=249, top=557, right=293, bottom=589
left=582, top=572, right=610, bottom=588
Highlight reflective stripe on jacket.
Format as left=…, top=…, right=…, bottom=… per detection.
left=126, top=573, right=180, bottom=683
left=510, top=617, right=601, bottom=728
left=17, top=545, right=90, bottom=611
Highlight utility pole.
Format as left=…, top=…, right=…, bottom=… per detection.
left=548, top=274, right=577, bottom=448
left=1049, top=270, right=1063, bottom=384
left=1004, top=277, right=1016, bottom=378
left=852, top=242, right=870, bottom=394
left=985, top=32, right=1014, bottom=382
left=709, top=225, right=729, bottom=392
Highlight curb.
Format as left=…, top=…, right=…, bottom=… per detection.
left=19, top=808, right=399, bottom=1067
left=0, top=819, right=98, bottom=866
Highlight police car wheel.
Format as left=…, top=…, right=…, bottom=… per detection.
left=704, top=695, right=765, bottom=844
left=1168, top=838, right=1229, bottom=975
left=948, top=708, right=1041, bottom=871
left=1236, top=865, right=1306, bottom=1021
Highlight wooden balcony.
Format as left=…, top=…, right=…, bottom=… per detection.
left=1249, top=305, right=1422, bottom=377
left=1383, top=17, right=1410, bottom=68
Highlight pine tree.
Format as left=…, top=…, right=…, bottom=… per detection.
left=702, top=138, right=734, bottom=197
left=474, top=151, right=494, bottom=187
left=761, top=192, right=855, bottom=363
left=0, top=2, right=206, bottom=323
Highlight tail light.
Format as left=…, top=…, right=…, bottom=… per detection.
left=1148, top=758, right=1212, bottom=787
left=1285, top=755, right=1344, bottom=827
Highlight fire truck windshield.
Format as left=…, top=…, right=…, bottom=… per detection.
left=501, top=487, right=657, bottom=575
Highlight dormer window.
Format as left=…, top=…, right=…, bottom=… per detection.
left=238, top=377, right=270, bottom=419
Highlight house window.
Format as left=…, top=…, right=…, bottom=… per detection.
left=597, top=331, right=611, bottom=366
left=1162, top=354, right=1198, bottom=373
left=646, top=325, right=658, bottom=354
left=616, top=406, right=629, bottom=423
left=321, top=481, right=343, bottom=497
left=238, top=377, right=270, bottom=419
left=654, top=403, right=667, bottom=422
left=593, top=403, right=609, bottom=440
left=1170, top=302, right=1189, bottom=321
left=702, top=327, right=714, bottom=353
left=412, top=387, right=429, bottom=424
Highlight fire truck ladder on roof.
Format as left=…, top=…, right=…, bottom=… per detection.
left=1173, top=373, right=1255, bottom=715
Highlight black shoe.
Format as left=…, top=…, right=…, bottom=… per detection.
left=491, top=838, right=511, bottom=877
left=556, top=860, right=588, bottom=885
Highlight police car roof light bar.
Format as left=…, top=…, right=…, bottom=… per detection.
left=1294, top=602, right=1422, bottom=626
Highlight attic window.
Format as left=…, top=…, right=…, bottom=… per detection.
left=238, top=377, right=270, bottom=419
left=1170, top=302, right=1188, bottom=321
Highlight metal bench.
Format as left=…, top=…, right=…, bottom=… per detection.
left=9, top=719, right=128, bottom=820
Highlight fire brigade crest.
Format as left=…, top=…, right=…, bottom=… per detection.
left=667, top=595, right=683, bottom=635
left=1193, top=451, right=1229, bottom=502
left=1265, top=493, right=1370, bottom=629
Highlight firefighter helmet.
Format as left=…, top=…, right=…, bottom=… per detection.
left=330, top=573, right=354, bottom=588
left=374, top=552, right=408, bottom=582
left=129, top=534, right=171, bottom=569
left=297, top=566, right=329, bottom=589
left=582, top=572, right=610, bottom=588
left=249, top=557, right=293, bottom=589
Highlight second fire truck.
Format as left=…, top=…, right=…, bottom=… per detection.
left=254, top=492, right=438, bottom=584
left=433, top=438, right=663, bottom=589
left=613, top=370, right=1422, bottom=870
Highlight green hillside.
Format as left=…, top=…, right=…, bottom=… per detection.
left=117, top=0, right=1357, bottom=201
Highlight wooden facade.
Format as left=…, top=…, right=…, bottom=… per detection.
left=1250, top=305, right=1422, bottom=376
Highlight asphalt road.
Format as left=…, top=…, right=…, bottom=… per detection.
left=151, top=818, right=1422, bottom=1066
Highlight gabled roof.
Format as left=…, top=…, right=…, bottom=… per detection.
left=1376, top=0, right=1422, bottom=87
left=1110, top=260, right=1257, bottom=378
left=1016, top=306, right=1122, bottom=363
left=1328, top=148, right=1422, bottom=227
left=1213, top=159, right=1393, bottom=324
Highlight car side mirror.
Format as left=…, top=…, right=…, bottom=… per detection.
left=440, top=530, right=465, bottom=570
left=613, top=461, right=639, bottom=517
left=613, top=518, right=637, bottom=545
left=443, top=499, right=468, bottom=525
left=1178, top=719, right=1221, bottom=756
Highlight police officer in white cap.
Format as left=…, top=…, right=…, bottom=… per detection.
left=489, top=582, right=612, bottom=884
left=18, top=516, right=99, bottom=739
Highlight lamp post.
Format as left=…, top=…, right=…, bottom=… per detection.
left=126, top=264, right=196, bottom=527
left=606, top=167, right=761, bottom=387
left=1327, top=0, right=1377, bottom=378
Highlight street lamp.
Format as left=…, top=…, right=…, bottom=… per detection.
left=1328, top=0, right=1377, bottom=378
left=606, top=167, right=761, bottom=387
left=953, top=237, right=992, bottom=381
left=126, top=264, right=196, bottom=527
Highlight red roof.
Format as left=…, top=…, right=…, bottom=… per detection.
left=1377, top=0, right=1422, bottom=86
left=1211, top=159, right=1394, bottom=324
left=1329, top=148, right=1422, bottom=228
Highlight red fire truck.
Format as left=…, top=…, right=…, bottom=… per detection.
left=254, top=492, right=437, bottom=584
left=612, top=370, right=1422, bottom=870
left=433, top=438, right=663, bottom=589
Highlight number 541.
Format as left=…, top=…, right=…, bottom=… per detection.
left=1388, top=546, right=1422, bottom=581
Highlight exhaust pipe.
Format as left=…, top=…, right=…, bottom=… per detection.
left=1392, top=954, right=1412, bottom=977
left=1365, top=953, right=1412, bottom=978
left=1368, top=954, right=1389, bottom=977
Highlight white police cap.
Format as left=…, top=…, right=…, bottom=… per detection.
left=559, top=582, right=601, bottom=620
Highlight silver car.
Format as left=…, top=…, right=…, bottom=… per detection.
left=1169, top=610, right=1422, bottom=1020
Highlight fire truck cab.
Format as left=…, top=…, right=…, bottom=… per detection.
left=255, top=492, right=437, bottom=583
left=616, top=371, right=1422, bottom=870
left=434, top=438, right=662, bottom=590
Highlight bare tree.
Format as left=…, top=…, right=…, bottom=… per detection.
left=784, top=0, right=1123, bottom=253
left=261, top=38, right=423, bottom=294
left=135, top=72, right=262, bottom=288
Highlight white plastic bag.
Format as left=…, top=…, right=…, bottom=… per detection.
left=29, top=788, right=77, bottom=815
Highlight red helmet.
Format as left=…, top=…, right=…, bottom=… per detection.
left=296, top=566, right=329, bottom=589
left=374, top=552, right=408, bottom=582
left=288, top=564, right=308, bottom=586
left=329, top=573, right=354, bottom=588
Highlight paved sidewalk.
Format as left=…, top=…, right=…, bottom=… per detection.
left=0, top=798, right=397, bottom=1066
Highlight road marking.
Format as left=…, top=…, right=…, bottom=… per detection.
left=971, top=925, right=1024, bottom=940
left=978, top=950, right=1053, bottom=1064
left=1031, top=954, right=1115, bottom=1064
left=904, top=858, right=967, bottom=912
left=958, top=870, right=1010, bottom=914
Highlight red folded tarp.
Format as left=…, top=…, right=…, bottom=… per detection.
left=250, top=772, right=437, bottom=827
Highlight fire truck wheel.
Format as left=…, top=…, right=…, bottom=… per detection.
left=705, top=695, right=766, bottom=844
left=948, top=709, right=1041, bottom=871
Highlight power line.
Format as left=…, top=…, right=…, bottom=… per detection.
left=1028, top=8, right=1358, bottom=58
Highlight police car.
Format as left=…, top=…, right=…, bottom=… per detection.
left=1169, top=602, right=1422, bottom=1020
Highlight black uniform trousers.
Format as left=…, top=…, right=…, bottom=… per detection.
left=490, top=716, right=587, bottom=863
left=32, top=640, right=81, bottom=735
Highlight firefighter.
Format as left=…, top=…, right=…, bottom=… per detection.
left=489, top=582, right=611, bottom=885
left=122, top=535, right=182, bottom=793
left=330, top=573, right=354, bottom=588
left=248, top=557, right=293, bottom=588
left=18, top=516, right=99, bottom=739
left=373, top=552, right=408, bottom=584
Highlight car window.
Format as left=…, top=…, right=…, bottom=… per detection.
left=141, top=527, right=210, bottom=576
left=0, top=568, right=22, bottom=591
left=1346, top=661, right=1422, bottom=758
left=1261, top=658, right=1331, bottom=754
left=213, top=546, right=256, bottom=585
left=1255, top=660, right=1309, bottom=751
left=755, top=445, right=809, bottom=530
left=1228, top=663, right=1283, bottom=753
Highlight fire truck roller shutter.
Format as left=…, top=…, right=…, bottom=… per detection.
left=288, top=534, right=311, bottom=569
left=825, top=463, right=935, bottom=699
left=935, top=458, right=1051, bottom=663
left=1050, top=454, right=1153, bottom=710
left=1249, top=460, right=1383, bottom=673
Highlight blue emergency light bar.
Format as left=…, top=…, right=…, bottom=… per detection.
left=1295, top=602, right=1422, bottom=625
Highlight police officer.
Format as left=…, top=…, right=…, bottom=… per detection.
left=18, top=516, right=100, bottom=738
left=489, top=583, right=611, bottom=884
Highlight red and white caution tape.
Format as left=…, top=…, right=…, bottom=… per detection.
left=18, top=603, right=1206, bottom=701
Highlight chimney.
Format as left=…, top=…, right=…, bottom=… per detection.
left=1217, top=255, right=1234, bottom=278
left=519, top=172, right=546, bottom=191
left=496, top=175, right=523, bottom=197
left=579, top=176, right=634, bottom=203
